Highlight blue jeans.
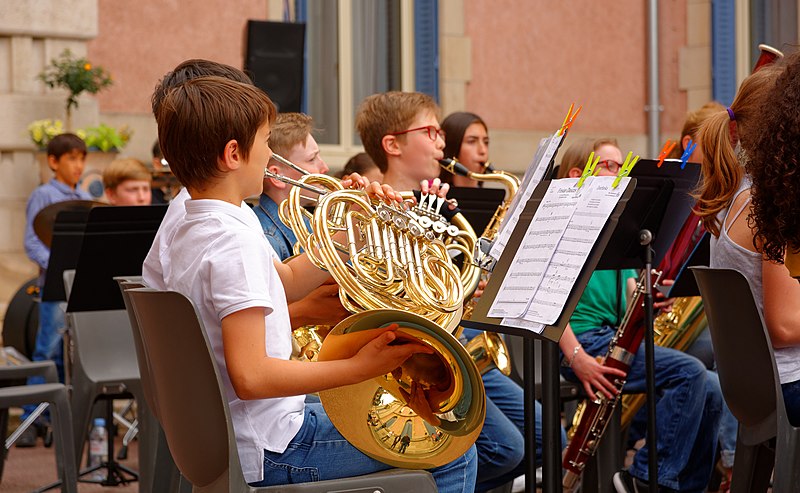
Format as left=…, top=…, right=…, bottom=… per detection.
left=781, top=379, right=800, bottom=427
left=561, top=326, right=722, bottom=492
left=462, top=328, right=566, bottom=492
left=22, top=301, right=66, bottom=421
left=627, top=328, right=739, bottom=470
left=250, top=403, right=477, bottom=493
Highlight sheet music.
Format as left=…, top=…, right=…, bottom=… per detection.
left=490, top=132, right=564, bottom=260
left=505, top=176, right=631, bottom=327
left=488, top=178, right=580, bottom=319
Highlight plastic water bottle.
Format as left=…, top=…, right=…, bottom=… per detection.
left=88, top=417, right=108, bottom=477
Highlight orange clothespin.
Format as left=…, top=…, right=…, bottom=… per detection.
left=558, top=103, right=583, bottom=136
left=656, top=140, right=677, bottom=168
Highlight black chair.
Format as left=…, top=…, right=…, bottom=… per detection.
left=125, top=287, right=438, bottom=493
left=691, top=267, right=800, bottom=493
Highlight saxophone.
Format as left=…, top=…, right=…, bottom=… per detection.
left=439, top=158, right=520, bottom=376
left=438, top=158, right=520, bottom=318
left=562, top=212, right=706, bottom=490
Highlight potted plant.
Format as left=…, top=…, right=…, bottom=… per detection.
left=37, top=49, right=113, bottom=130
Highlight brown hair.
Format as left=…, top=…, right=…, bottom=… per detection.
left=439, top=112, right=487, bottom=184
left=47, top=133, right=87, bottom=159
left=267, top=112, right=314, bottom=165
left=695, top=63, right=782, bottom=237
left=103, top=158, right=152, bottom=190
left=748, top=49, right=800, bottom=262
left=355, top=91, right=441, bottom=173
left=151, top=59, right=252, bottom=116
left=155, top=76, right=276, bottom=191
left=669, top=101, right=726, bottom=158
left=556, top=137, right=619, bottom=178
left=341, top=152, right=378, bottom=178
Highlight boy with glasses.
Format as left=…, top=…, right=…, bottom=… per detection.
left=356, top=91, right=560, bottom=492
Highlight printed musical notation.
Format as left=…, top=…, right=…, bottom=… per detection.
left=491, top=176, right=631, bottom=332
left=490, top=132, right=563, bottom=260
left=488, top=178, right=579, bottom=319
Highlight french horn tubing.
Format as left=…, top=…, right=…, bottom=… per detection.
left=265, top=158, right=485, bottom=468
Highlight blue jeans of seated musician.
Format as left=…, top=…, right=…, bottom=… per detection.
left=561, top=326, right=722, bottom=493
left=250, top=403, right=477, bottom=493
left=21, top=301, right=67, bottom=422
left=461, top=328, right=567, bottom=492
left=781, top=378, right=800, bottom=427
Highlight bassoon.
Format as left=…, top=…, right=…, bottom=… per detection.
left=562, top=211, right=706, bottom=490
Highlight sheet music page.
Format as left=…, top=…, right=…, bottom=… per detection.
left=515, top=176, right=631, bottom=326
left=488, top=178, right=580, bottom=319
left=490, top=132, right=564, bottom=260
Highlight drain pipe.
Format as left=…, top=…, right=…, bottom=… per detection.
left=646, top=0, right=661, bottom=157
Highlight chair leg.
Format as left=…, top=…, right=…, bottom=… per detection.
left=729, top=440, right=774, bottom=493
left=50, top=390, right=78, bottom=493
left=70, top=387, right=93, bottom=471
left=773, top=429, right=800, bottom=493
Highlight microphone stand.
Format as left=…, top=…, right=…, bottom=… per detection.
left=639, top=229, right=658, bottom=493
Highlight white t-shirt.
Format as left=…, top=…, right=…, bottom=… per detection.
left=143, top=197, right=304, bottom=484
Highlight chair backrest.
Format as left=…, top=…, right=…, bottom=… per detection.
left=126, top=288, right=238, bottom=490
left=115, top=277, right=158, bottom=418
left=691, top=267, right=779, bottom=444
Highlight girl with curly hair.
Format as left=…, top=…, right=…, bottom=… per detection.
left=747, top=50, right=800, bottom=272
left=695, top=53, right=800, bottom=426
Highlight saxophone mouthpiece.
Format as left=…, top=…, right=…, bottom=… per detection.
left=438, top=158, right=471, bottom=177
left=482, top=161, right=496, bottom=173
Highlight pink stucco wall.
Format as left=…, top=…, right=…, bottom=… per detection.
left=464, top=0, right=687, bottom=135
left=88, top=0, right=270, bottom=114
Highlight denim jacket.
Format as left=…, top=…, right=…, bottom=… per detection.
left=253, top=194, right=301, bottom=261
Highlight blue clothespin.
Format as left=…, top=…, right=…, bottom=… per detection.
left=612, top=152, right=640, bottom=189
left=576, top=152, right=599, bottom=188
left=680, top=139, right=697, bottom=169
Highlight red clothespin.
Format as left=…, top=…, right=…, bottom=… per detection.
left=558, top=103, right=583, bottom=136
left=656, top=140, right=677, bottom=168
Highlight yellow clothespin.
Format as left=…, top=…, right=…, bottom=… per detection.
left=558, top=103, right=583, bottom=136
left=612, top=151, right=639, bottom=189
left=576, top=151, right=599, bottom=188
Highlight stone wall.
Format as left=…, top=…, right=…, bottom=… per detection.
left=0, top=0, right=101, bottom=323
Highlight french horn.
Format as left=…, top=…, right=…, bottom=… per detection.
left=266, top=158, right=485, bottom=468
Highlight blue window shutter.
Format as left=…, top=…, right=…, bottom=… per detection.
left=712, top=0, right=736, bottom=106
left=295, top=0, right=308, bottom=113
left=414, top=0, right=439, bottom=101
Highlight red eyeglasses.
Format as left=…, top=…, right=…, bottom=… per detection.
left=597, top=159, right=622, bottom=173
left=389, top=125, right=446, bottom=142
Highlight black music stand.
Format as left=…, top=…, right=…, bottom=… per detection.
left=578, top=159, right=701, bottom=493
left=447, top=186, right=505, bottom=235
left=41, top=209, right=98, bottom=302
left=67, top=205, right=166, bottom=313
left=463, top=178, right=636, bottom=493
left=64, top=205, right=165, bottom=487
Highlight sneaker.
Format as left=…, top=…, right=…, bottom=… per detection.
left=613, top=470, right=649, bottom=493
left=14, top=425, right=38, bottom=448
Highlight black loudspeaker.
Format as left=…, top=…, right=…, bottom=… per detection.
left=245, top=20, right=305, bottom=113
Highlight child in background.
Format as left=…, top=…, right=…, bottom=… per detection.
left=19, top=133, right=92, bottom=447
left=103, top=158, right=153, bottom=206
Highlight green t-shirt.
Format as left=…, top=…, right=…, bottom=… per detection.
left=570, top=269, right=638, bottom=336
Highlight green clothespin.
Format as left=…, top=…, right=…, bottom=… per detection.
left=612, top=151, right=640, bottom=189
left=576, top=152, right=600, bottom=188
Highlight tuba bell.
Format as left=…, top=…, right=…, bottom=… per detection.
left=268, top=159, right=486, bottom=467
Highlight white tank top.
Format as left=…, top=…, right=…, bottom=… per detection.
left=710, top=177, right=800, bottom=384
